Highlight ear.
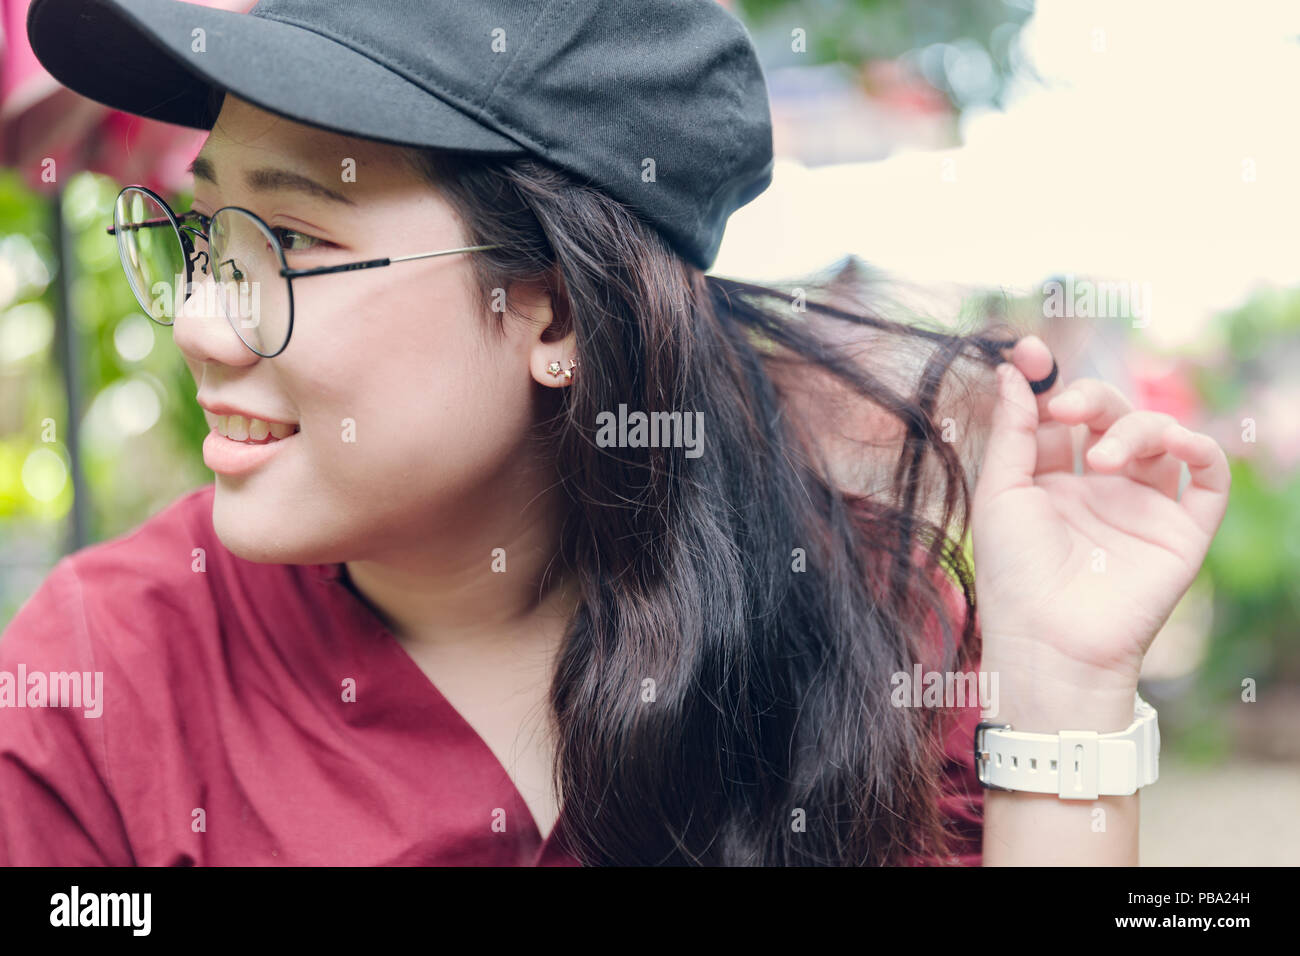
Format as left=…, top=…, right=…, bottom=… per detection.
left=510, top=274, right=578, bottom=389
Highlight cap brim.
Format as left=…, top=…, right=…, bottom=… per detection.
left=27, top=0, right=527, bottom=154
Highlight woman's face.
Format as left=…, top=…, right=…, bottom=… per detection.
left=178, top=95, right=561, bottom=564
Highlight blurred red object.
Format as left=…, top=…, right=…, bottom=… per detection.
left=862, top=59, right=952, bottom=116
left=1130, top=354, right=1203, bottom=425
left=0, top=0, right=255, bottom=196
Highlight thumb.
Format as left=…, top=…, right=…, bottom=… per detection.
left=975, top=362, right=1041, bottom=506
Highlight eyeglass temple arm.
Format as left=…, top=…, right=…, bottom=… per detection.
left=280, top=244, right=500, bottom=279
left=106, top=210, right=203, bottom=235
left=104, top=218, right=498, bottom=275
left=106, top=218, right=172, bottom=235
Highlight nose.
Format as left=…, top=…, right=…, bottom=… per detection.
left=173, top=266, right=260, bottom=369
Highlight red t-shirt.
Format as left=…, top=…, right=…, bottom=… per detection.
left=0, top=484, right=982, bottom=865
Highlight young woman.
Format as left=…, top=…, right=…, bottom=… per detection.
left=1, top=0, right=1229, bottom=866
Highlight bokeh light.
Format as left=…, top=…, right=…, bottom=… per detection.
left=20, top=446, right=67, bottom=502
left=113, top=313, right=156, bottom=363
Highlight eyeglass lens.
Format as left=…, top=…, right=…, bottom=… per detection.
left=112, top=187, right=292, bottom=356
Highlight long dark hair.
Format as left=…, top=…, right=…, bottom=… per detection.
left=405, top=147, right=1024, bottom=865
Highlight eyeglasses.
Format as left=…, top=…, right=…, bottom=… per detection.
left=106, top=184, right=500, bottom=357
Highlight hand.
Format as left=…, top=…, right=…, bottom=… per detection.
left=971, top=336, right=1231, bottom=714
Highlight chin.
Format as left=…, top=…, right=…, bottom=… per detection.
left=210, top=484, right=308, bottom=564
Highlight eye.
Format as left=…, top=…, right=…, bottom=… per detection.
left=269, top=226, right=327, bottom=253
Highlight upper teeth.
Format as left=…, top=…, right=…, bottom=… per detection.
left=216, top=414, right=297, bottom=441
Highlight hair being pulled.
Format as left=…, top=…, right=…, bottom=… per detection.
left=405, top=147, right=1024, bottom=865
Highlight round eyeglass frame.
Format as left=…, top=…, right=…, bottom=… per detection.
left=107, top=184, right=502, bottom=358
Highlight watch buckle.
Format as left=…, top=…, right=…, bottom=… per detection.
left=974, top=719, right=1014, bottom=791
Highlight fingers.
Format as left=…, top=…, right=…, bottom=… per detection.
left=984, top=336, right=1231, bottom=539
left=1006, top=335, right=1061, bottom=405
left=1046, top=377, right=1136, bottom=474
left=1080, top=412, right=1231, bottom=527
left=975, top=361, right=1040, bottom=507
left=1083, top=411, right=1187, bottom=498
left=1004, top=335, right=1073, bottom=473
left=1165, top=424, right=1232, bottom=536
left=1047, top=378, right=1136, bottom=433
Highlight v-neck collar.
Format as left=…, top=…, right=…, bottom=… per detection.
left=306, top=560, right=572, bottom=866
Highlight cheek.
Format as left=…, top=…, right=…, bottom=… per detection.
left=278, top=279, right=535, bottom=532
left=301, top=276, right=490, bottom=451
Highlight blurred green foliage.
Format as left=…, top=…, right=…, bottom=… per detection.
left=1184, top=291, right=1300, bottom=761
left=1, top=169, right=211, bottom=621
left=737, top=0, right=1032, bottom=108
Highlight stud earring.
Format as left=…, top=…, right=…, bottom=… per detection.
left=546, top=358, right=577, bottom=382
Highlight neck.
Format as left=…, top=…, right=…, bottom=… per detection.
left=341, top=465, right=578, bottom=654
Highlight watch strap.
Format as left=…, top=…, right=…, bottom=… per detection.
left=974, top=693, right=1159, bottom=799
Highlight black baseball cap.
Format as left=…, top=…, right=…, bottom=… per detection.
left=26, top=0, right=775, bottom=271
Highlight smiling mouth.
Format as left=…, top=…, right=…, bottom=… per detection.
left=213, top=414, right=301, bottom=443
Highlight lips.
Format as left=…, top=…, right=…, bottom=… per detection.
left=202, top=422, right=299, bottom=477
left=196, top=399, right=302, bottom=476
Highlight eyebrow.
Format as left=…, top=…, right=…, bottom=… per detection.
left=187, top=153, right=356, bottom=206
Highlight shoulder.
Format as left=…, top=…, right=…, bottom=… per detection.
left=0, top=487, right=225, bottom=865
left=1, top=484, right=225, bottom=673
left=67, top=482, right=220, bottom=582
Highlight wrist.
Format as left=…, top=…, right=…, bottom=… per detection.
left=983, top=684, right=1138, bottom=734
left=979, top=631, right=1143, bottom=689
left=980, top=646, right=1140, bottom=734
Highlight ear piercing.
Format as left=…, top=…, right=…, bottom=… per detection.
left=547, top=358, right=577, bottom=382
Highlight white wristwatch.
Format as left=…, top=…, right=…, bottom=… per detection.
left=974, top=693, right=1159, bottom=799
